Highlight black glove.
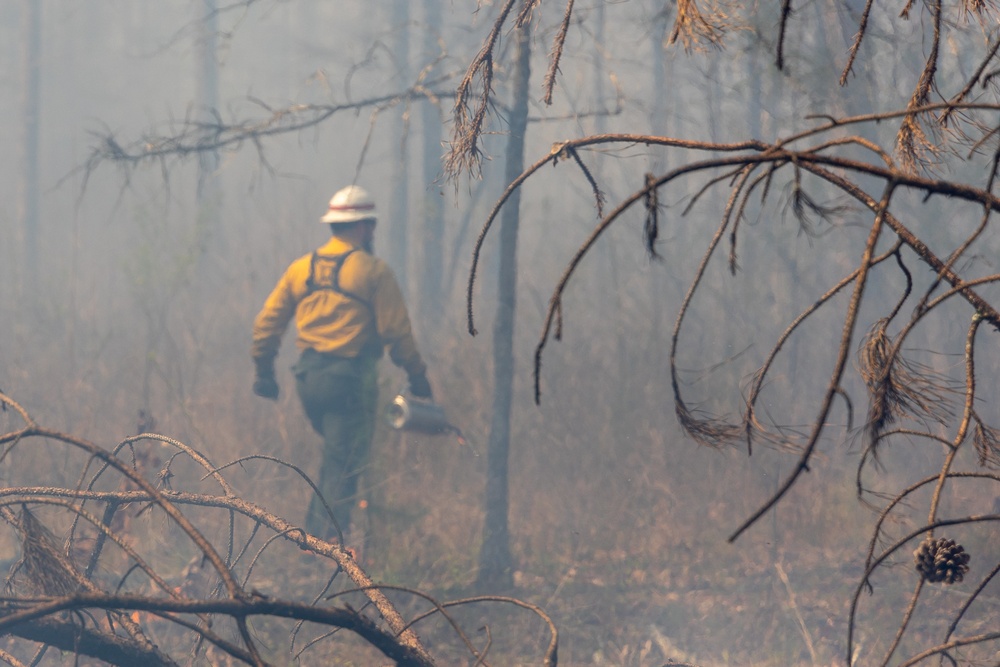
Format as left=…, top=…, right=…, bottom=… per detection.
left=408, top=373, right=433, bottom=400
left=253, top=375, right=279, bottom=400
left=253, top=359, right=279, bottom=400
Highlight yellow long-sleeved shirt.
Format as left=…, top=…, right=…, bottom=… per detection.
left=252, top=236, right=426, bottom=379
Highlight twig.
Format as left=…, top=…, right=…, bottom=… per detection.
left=774, top=562, right=817, bottom=664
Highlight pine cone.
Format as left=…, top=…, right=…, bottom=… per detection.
left=914, top=537, right=970, bottom=584
left=914, top=538, right=939, bottom=581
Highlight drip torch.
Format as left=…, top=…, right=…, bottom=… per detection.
left=384, top=392, right=478, bottom=455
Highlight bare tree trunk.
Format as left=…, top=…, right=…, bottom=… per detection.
left=17, top=0, right=41, bottom=302
left=477, top=21, right=531, bottom=592
left=644, top=11, right=675, bottom=373
left=591, top=2, right=630, bottom=436
left=650, top=10, right=670, bottom=159
left=196, top=0, right=221, bottom=260
left=417, top=0, right=445, bottom=321
left=593, top=2, right=606, bottom=136
left=386, top=0, right=411, bottom=293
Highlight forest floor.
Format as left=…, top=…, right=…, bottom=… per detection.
left=247, top=538, right=947, bottom=667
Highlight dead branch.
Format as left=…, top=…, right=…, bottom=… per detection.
left=0, top=593, right=432, bottom=667
left=0, top=389, right=567, bottom=666
left=896, top=0, right=943, bottom=172
left=72, top=82, right=454, bottom=196
left=445, top=0, right=518, bottom=180
left=668, top=0, right=732, bottom=52
left=446, top=5, right=1000, bottom=665
left=730, top=181, right=900, bottom=541
left=466, top=133, right=770, bottom=336
left=847, top=514, right=1000, bottom=665
left=542, top=0, right=575, bottom=106
left=0, top=611, right=179, bottom=667
left=743, top=243, right=903, bottom=453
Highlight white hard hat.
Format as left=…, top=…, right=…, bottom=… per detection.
left=320, top=185, right=377, bottom=224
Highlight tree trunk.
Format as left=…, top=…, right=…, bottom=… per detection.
left=17, top=0, right=41, bottom=301
left=593, top=2, right=606, bottom=135
left=196, top=0, right=222, bottom=272
left=477, top=21, right=531, bottom=592
left=386, top=0, right=411, bottom=293
left=417, top=0, right=445, bottom=321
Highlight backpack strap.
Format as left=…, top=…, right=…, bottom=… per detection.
left=304, top=249, right=370, bottom=306
left=303, top=249, right=385, bottom=358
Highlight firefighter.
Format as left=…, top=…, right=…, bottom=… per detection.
left=251, top=184, right=432, bottom=542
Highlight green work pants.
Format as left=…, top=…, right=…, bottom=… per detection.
left=293, top=348, right=378, bottom=541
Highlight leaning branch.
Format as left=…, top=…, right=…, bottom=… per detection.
left=0, top=594, right=434, bottom=667
left=73, top=83, right=454, bottom=190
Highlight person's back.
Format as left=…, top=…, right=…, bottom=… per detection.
left=251, top=185, right=432, bottom=543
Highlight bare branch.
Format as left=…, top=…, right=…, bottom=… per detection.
left=669, top=0, right=732, bottom=52
left=76, top=84, right=454, bottom=190
left=542, top=0, right=575, bottom=106
left=445, top=0, right=519, bottom=180
left=840, top=0, right=877, bottom=85
left=729, top=181, right=900, bottom=541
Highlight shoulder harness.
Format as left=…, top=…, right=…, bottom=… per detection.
left=303, top=249, right=386, bottom=357
left=304, top=249, right=371, bottom=308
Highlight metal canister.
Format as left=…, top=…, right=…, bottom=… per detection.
left=385, top=393, right=452, bottom=434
